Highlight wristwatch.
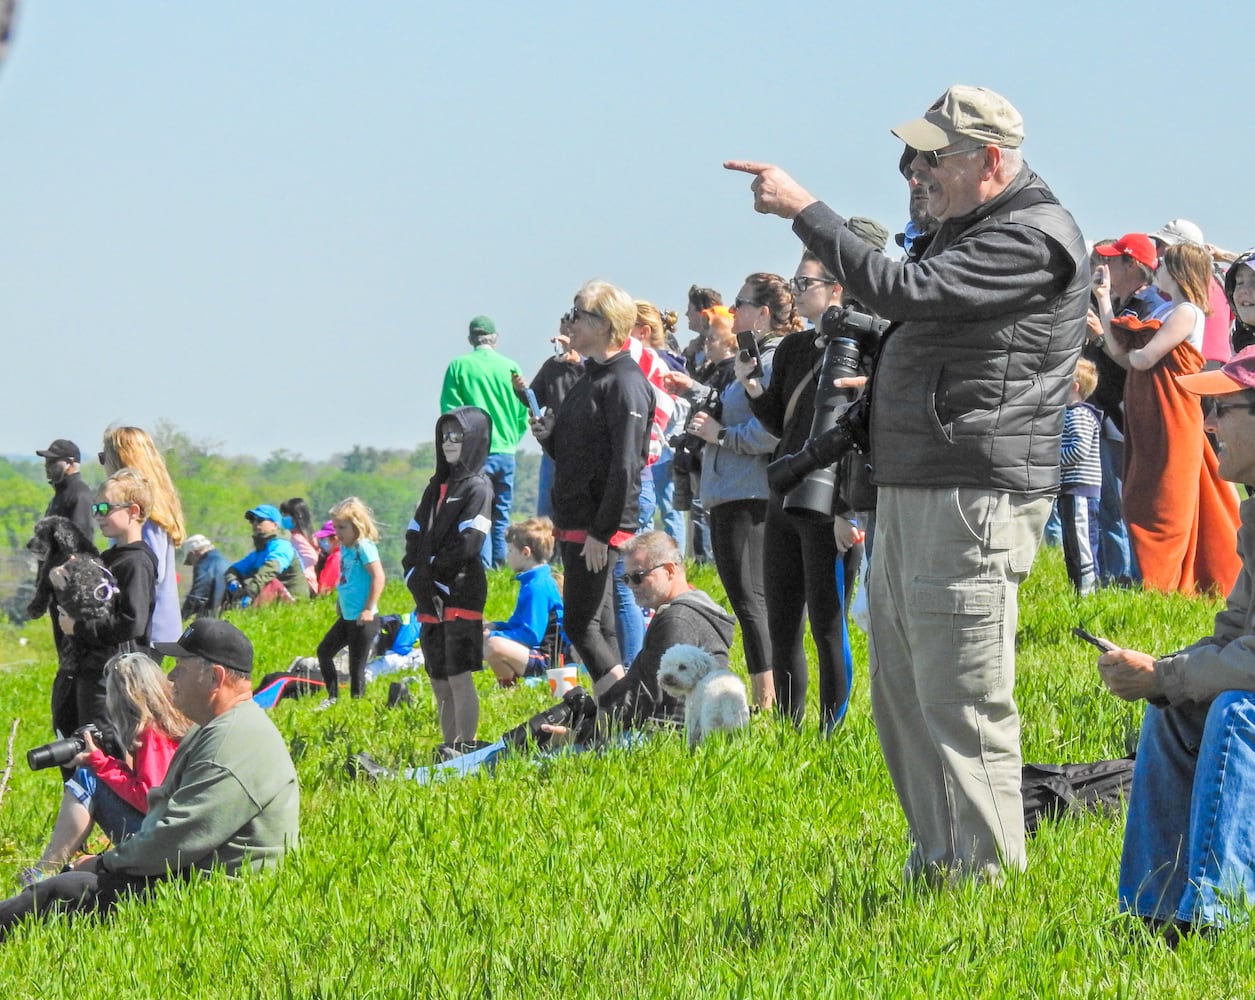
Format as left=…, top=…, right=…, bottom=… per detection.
left=716, top=429, right=727, bottom=445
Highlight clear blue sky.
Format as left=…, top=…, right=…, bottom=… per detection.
left=3, top=2, right=1252, bottom=460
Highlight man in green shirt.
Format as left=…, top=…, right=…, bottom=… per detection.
left=0, top=620, right=299, bottom=937
left=441, top=315, right=530, bottom=567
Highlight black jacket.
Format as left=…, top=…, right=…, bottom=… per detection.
left=45, top=472, right=95, bottom=543
left=404, top=406, right=494, bottom=618
left=794, top=166, right=1088, bottom=495
left=70, top=540, right=158, bottom=675
left=543, top=350, right=652, bottom=542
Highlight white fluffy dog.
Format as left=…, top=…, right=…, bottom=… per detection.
left=657, top=644, right=750, bottom=749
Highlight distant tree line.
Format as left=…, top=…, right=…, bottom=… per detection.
left=0, top=422, right=540, bottom=621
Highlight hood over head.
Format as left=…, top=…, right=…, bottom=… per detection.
left=1224, top=249, right=1255, bottom=352
left=435, top=406, right=492, bottom=481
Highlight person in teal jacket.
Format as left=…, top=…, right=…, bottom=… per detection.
left=441, top=315, right=529, bottom=568
left=224, top=504, right=310, bottom=606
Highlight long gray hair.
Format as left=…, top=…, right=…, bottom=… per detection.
left=104, top=652, right=192, bottom=750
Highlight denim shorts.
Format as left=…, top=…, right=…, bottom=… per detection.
left=66, top=767, right=146, bottom=845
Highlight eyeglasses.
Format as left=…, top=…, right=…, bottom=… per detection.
left=623, top=563, right=669, bottom=586
left=920, top=144, right=983, bottom=168
left=91, top=501, right=130, bottom=517
left=1204, top=397, right=1255, bottom=419
left=788, top=276, right=836, bottom=294
left=441, top=430, right=464, bottom=444
left=733, top=297, right=761, bottom=311
left=563, top=306, right=604, bottom=325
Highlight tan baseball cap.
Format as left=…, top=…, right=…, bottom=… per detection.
left=891, top=85, right=1024, bottom=153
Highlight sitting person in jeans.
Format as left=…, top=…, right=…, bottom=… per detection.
left=1097, top=346, right=1255, bottom=938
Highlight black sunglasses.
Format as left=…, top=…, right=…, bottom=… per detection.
left=920, top=145, right=983, bottom=168
left=91, top=501, right=129, bottom=517
left=623, top=563, right=669, bottom=586
left=733, top=297, right=761, bottom=310
left=1204, top=397, right=1255, bottom=418
left=788, top=276, right=836, bottom=294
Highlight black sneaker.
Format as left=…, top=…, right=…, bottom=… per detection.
left=346, top=751, right=395, bottom=782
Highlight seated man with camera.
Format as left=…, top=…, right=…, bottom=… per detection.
left=0, top=620, right=299, bottom=938
left=349, top=531, right=736, bottom=781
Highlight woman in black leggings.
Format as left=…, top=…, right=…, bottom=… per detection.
left=664, top=275, right=796, bottom=710
left=532, top=280, right=653, bottom=696
left=743, top=236, right=882, bottom=730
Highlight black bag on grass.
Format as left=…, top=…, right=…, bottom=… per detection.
left=1022, top=756, right=1136, bottom=834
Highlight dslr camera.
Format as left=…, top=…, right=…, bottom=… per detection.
left=766, top=304, right=887, bottom=519
left=27, top=723, right=104, bottom=772
left=501, top=686, right=598, bottom=750
left=669, top=382, right=724, bottom=512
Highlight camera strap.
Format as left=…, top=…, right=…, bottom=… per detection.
left=783, top=355, right=825, bottom=433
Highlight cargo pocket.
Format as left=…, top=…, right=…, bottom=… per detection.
left=910, top=576, right=1006, bottom=703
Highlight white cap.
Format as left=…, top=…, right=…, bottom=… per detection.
left=1150, top=218, right=1204, bottom=247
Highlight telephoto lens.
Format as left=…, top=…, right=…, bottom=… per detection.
left=26, top=724, right=101, bottom=771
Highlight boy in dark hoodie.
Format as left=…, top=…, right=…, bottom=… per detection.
left=54, top=469, right=159, bottom=748
left=405, top=407, right=494, bottom=748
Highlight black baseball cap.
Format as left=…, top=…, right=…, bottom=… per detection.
left=36, top=439, right=81, bottom=462
left=155, top=618, right=254, bottom=676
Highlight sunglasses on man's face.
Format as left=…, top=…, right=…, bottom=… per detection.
left=919, top=144, right=983, bottom=168
left=623, top=562, right=669, bottom=586
left=1204, top=396, right=1255, bottom=419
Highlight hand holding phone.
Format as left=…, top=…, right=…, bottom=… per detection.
left=736, top=331, right=763, bottom=380
left=1072, top=625, right=1117, bottom=653
left=524, top=388, right=543, bottom=420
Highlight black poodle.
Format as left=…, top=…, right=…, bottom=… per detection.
left=26, top=516, right=115, bottom=626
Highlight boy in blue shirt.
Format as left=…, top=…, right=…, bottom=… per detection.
left=484, top=517, right=564, bottom=687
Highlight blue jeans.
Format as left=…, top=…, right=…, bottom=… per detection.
left=1120, top=691, right=1255, bottom=927
left=67, top=767, right=145, bottom=845
left=650, top=453, right=686, bottom=546
left=480, top=453, right=515, bottom=568
left=637, top=467, right=656, bottom=532
left=613, top=553, right=644, bottom=667
left=1098, top=436, right=1139, bottom=585
left=536, top=453, right=555, bottom=520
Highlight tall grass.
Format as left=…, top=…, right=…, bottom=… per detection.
left=0, top=547, right=1246, bottom=997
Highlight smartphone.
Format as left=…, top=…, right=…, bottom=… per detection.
left=524, top=388, right=543, bottom=420
left=1072, top=626, right=1117, bottom=653
left=736, top=331, right=763, bottom=380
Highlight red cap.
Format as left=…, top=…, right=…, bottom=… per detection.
left=1094, top=233, right=1158, bottom=270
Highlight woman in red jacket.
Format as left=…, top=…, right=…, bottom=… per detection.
left=20, top=652, right=190, bottom=886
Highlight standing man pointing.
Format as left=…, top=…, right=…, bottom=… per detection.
left=727, top=85, right=1088, bottom=884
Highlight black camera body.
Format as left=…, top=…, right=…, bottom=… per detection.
left=669, top=373, right=728, bottom=511
left=27, top=723, right=103, bottom=772
left=766, top=305, right=887, bottom=519
left=501, top=686, right=598, bottom=751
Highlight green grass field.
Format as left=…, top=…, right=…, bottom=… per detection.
left=0, top=546, right=1249, bottom=997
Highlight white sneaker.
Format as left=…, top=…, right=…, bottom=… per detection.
left=314, top=697, right=338, bottom=712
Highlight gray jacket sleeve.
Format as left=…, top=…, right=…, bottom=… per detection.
left=1156, top=503, right=1255, bottom=704
left=792, top=201, right=1069, bottom=321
